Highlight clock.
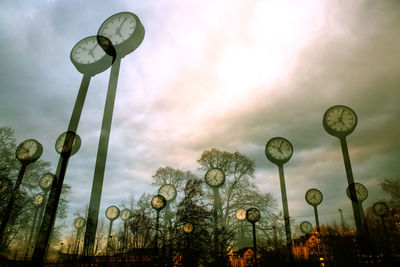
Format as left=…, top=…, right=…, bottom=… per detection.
left=323, top=105, right=357, bottom=138
left=120, top=208, right=132, bottom=221
left=15, top=139, right=43, bottom=164
left=32, top=193, right=44, bottom=206
left=346, top=183, right=368, bottom=203
left=305, top=188, right=323, bottom=206
left=235, top=208, right=247, bottom=221
left=246, top=207, right=261, bottom=223
left=158, top=184, right=177, bottom=202
left=183, top=222, right=193, bottom=233
left=70, top=35, right=113, bottom=76
left=97, top=12, right=145, bottom=58
left=372, top=202, right=389, bottom=217
left=151, top=194, right=166, bottom=211
left=265, top=137, right=293, bottom=165
left=300, top=221, right=313, bottom=234
left=74, top=217, right=86, bottom=229
left=39, top=173, right=55, bottom=191
left=55, top=131, right=81, bottom=156
left=105, top=205, right=120, bottom=220
left=0, top=177, right=13, bottom=195
left=205, top=168, right=226, bottom=188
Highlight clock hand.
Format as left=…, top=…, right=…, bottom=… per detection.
left=116, top=17, right=128, bottom=36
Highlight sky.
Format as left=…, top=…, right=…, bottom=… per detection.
left=1, top=0, right=400, bottom=237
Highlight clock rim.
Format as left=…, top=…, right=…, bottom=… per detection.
left=265, top=137, right=293, bottom=165
left=97, top=11, right=145, bottom=58
left=305, top=188, right=323, bottom=206
left=322, top=105, right=358, bottom=138
left=204, top=168, right=226, bottom=188
left=15, top=139, right=43, bottom=164
left=346, top=182, right=368, bottom=203
left=372, top=201, right=389, bottom=217
left=74, top=217, right=86, bottom=229
left=55, top=131, right=82, bottom=157
left=151, top=194, right=167, bottom=211
left=70, top=35, right=113, bottom=76
left=300, top=221, right=313, bottom=234
left=158, top=184, right=177, bottom=202
left=105, top=205, right=121, bottom=220
left=32, top=193, right=44, bottom=206
left=40, top=172, right=55, bottom=191
left=246, top=207, right=261, bottom=223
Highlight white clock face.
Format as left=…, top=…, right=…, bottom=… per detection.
left=74, top=217, right=86, bottom=229
left=40, top=173, right=54, bottom=190
left=120, top=209, right=132, bottom=220
left=373, top=202, right=389, bottom=217
left=300, top=221, right=313, bottom=234
left=105, top=206, right=120, bottom=220
left=16, top=139, right=38, bottom=161
left=324, top=105, right=357, bottom=133
left=98, top=13, right=137, bottom=46
left=158, top=184, right=177, bottom=201
left=205, top=168, right=225, bottom=188
left=33, top=193, right=43, bottom=206
left=71, top=36, right=106, bottom=64
left=235, top=208, right=246, bottom=221
left=305, top=188, right=323, bottom=206
left=346, top=183, right=368, bottom=202
left=246, top=208, right=260, bottom=223
left=265, top=137, right=293, bottom=162
left=151, top=195, right=166, bottom=210
left=183, top=223, right=193, bottom=233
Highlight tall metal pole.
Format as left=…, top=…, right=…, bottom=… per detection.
left=339, top=138, right=363, bottom=235
left=106, top=220, right=114, bottom=255
left=32, top=74, right=91, bottom=263
left=27, top=206, right=39, bottom=248
left=155, top=210, right=160, bottom=250
left=278, top=164, right=292, bottom=253
left=83, top=58, right=121, bottom=256
left=252, top=223, right=258, bottom=267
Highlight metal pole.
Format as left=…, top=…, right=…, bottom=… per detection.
left=252, top=223, right=258, bottom=267
left=339, top=138, right=363, bottom=235
left=0, top=164, right=27, bottom=238
left=106, top=220, right=114, bottom=255
left=155, top=210, right=160, bottom=252
left=32, top=74, right=91, bottom=263
left=278, top=164, right=292, bottom=253
left=27, top=207, right=39, bottom=248
left=83, top=58, right=121, bottom=256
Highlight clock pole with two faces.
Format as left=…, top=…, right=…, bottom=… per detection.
left=158, top=184, right=177, bottom=228
left=0, top=139, right=43, bottom=239
left=84, top=12, right=145, bottom=256
left=151, top=194, right=166, bottom=249
left=265, top=137, right=293, bottom=251
left=246, top=207, right=261, bottom=267
left=323, top=105, right=364, bottom=236
left=305, top=188, right=323, bottom=231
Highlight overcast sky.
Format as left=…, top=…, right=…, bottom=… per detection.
left=1, top=0, right=400, bottom=237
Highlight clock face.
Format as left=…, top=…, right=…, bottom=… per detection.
left=40, top=173, right=54, bottom=191
left=265, top=137, right=293, bottom=165
left=158, top=184, right=177, bottom=202
left=16, top=139, right=43, bottom=164
left=105, top=205, right=120, bottom=220
left=305, top=188, right=323, bottom=206
left=235, top=208, right=246, bottom=221
left=323, top=105, right=357, bottom=137
left=372, top=202, right=389, bottom=217
left=0, top=177, right=13, bottom=195
left=151, top=194, right=166, bottom=211
left=32, top=193, right=44, bottom=206
left=205, top=168, right=225, bottom=188
left=74, top=217, right=86, bottom=229
left=98, top=13, right=137, bottom=46
left=300, top=221, right=313, bottom=234
left=346, top=183, right=368, bottom=203
left=71, top=36, right=107, bottom=65
left=120, top=208, right=132, bottom=221
left=246, top=207, right=261, bottom=223
left=183, top=223, right=193, bottom=233
left=55, top=131, right=81, bottom=156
